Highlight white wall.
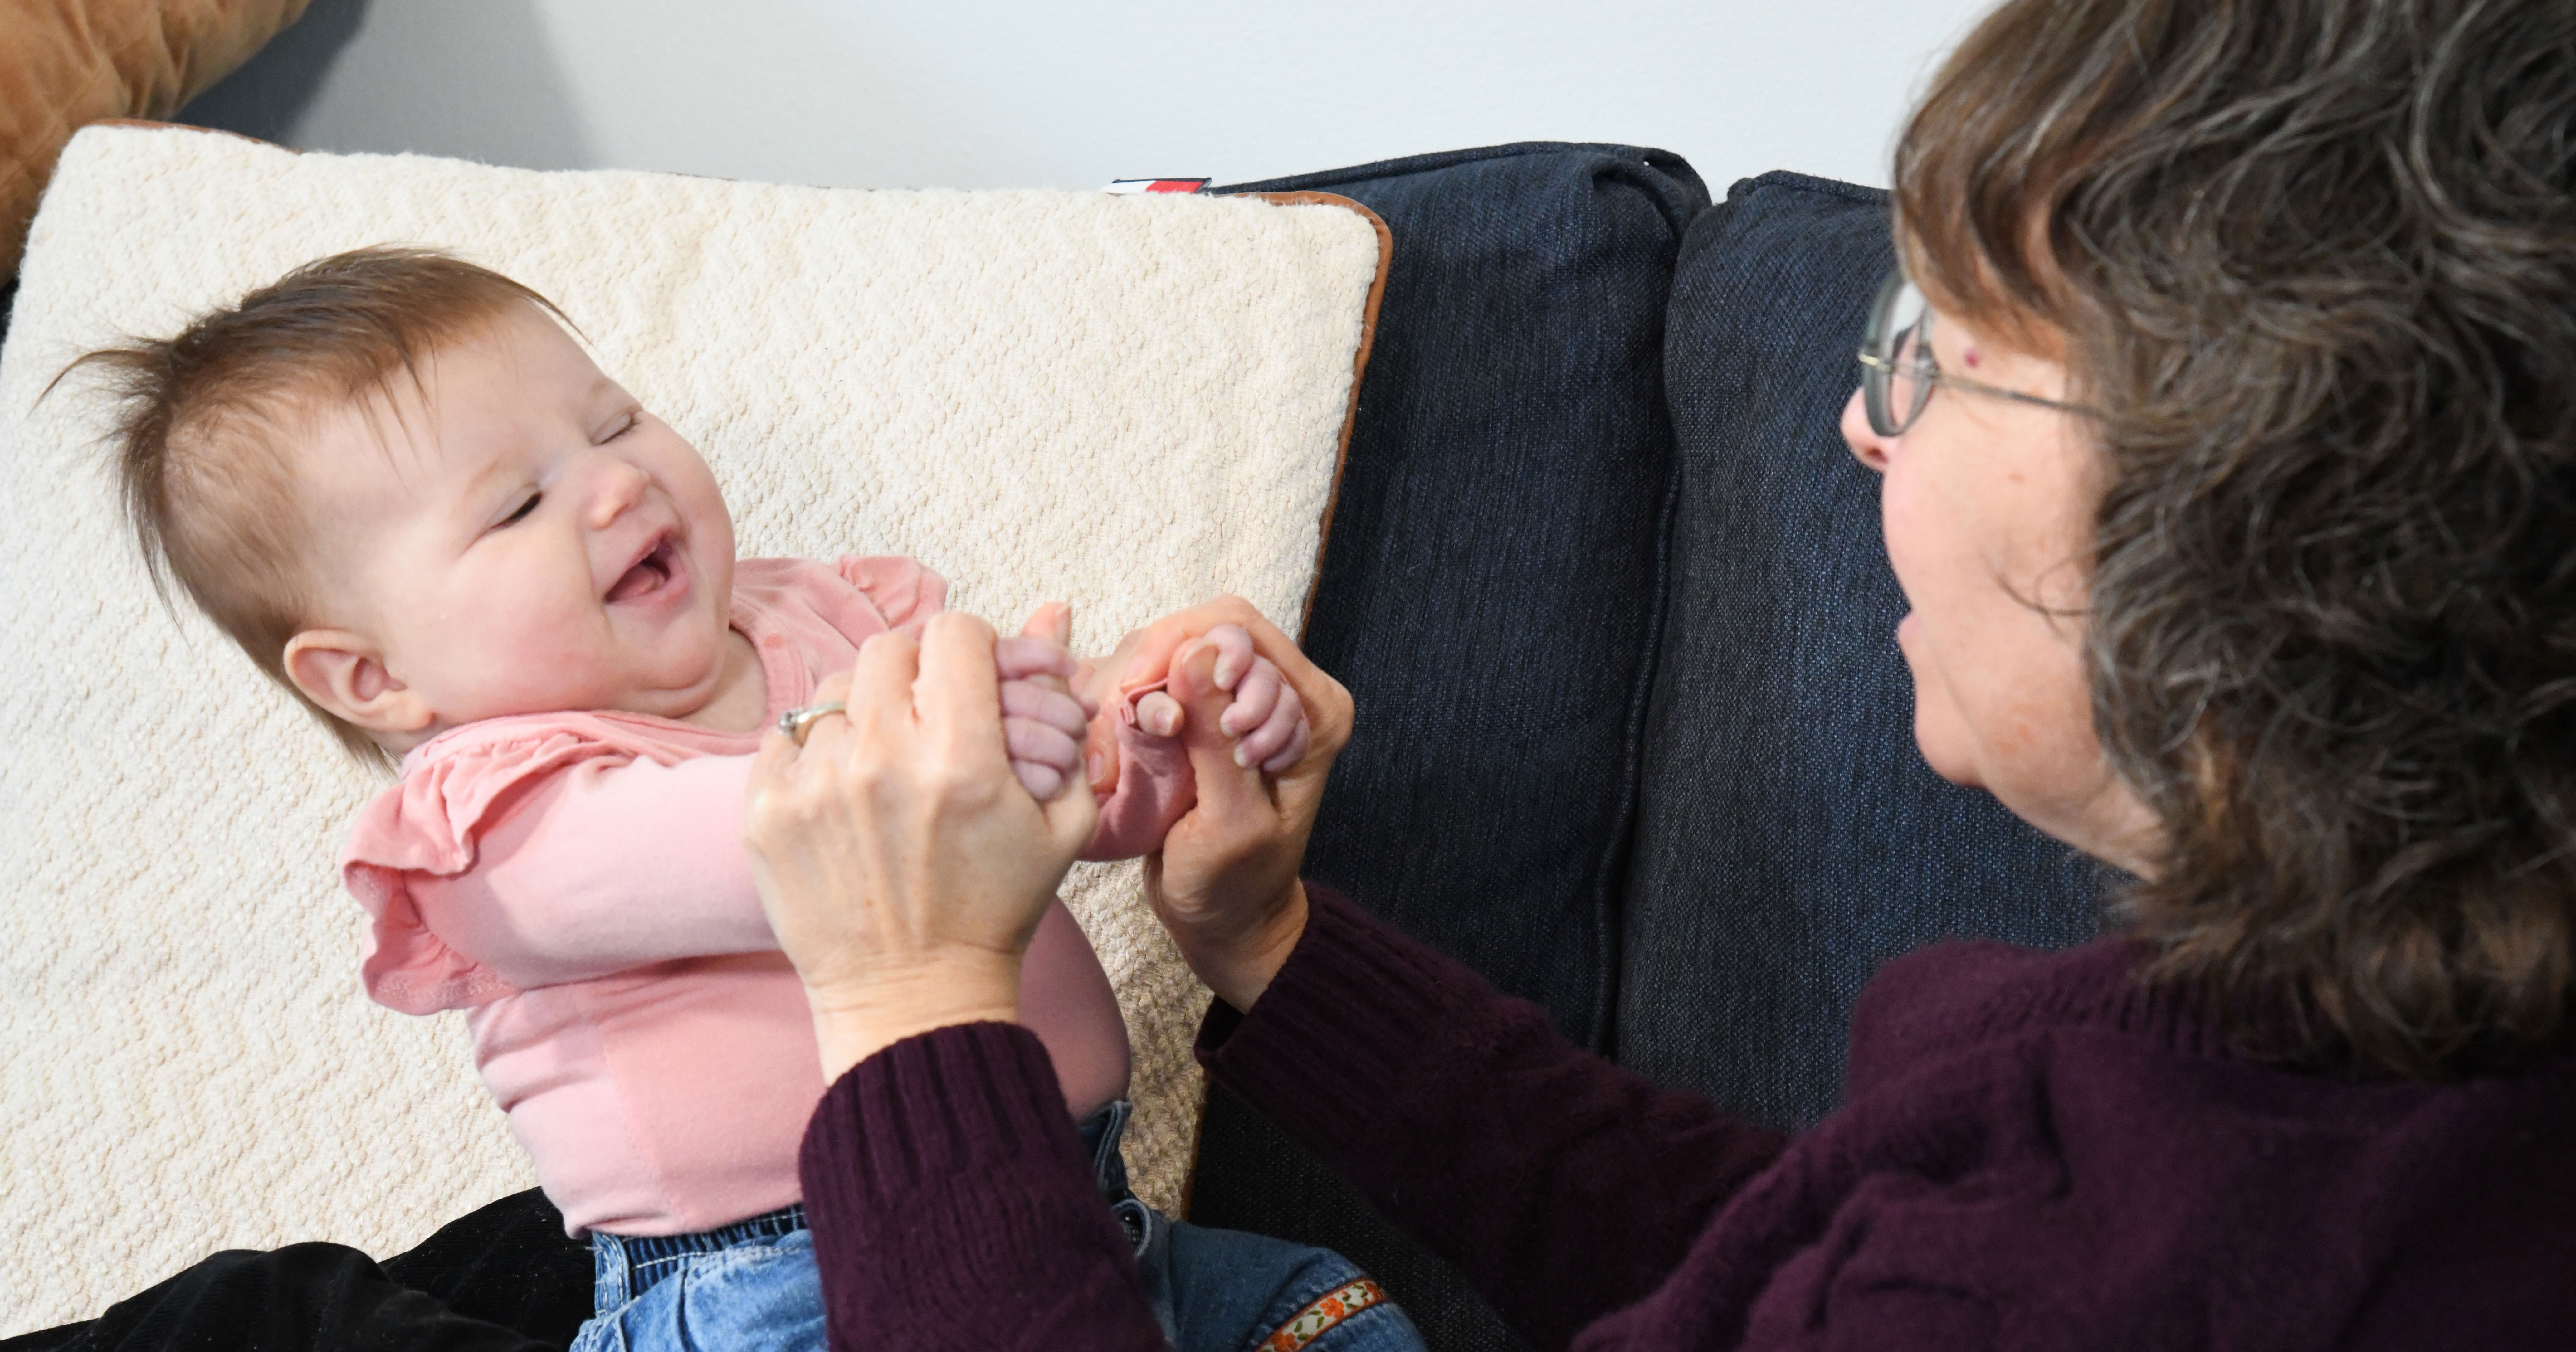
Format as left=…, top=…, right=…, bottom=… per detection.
left=181, top=0, right=1997, bottom=197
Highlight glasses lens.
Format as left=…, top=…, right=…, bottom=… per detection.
left=1863, top=273, right=1935, bottom=436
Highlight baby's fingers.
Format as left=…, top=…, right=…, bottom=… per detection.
left=1216, top=656, right=1281, bottom=737
left=1235, top=674, right=1306, bottom=771
left=1001, top=679, right=1091, bottom=739
left=1004, top=714, right=1082, bottom=780
left=1012, top=760, right=1067, bottom=801
left=995, top=633, right=1080, bottom=687
left=1202, top=624, right=1255, bottom=691
left=1258, top=710, right=1310, bottom=776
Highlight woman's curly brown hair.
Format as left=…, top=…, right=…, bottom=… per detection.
left=1897, top=0, right=2576, bottom=1076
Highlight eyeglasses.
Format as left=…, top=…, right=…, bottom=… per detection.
left=1855, top=271, right=2096, bottom=437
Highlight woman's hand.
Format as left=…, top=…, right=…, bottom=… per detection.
left=744, top=612, right=1101, bottom=1081
left=1078, top=619, right=1310, bottom=800
left=1130, top=597, right=1353, bottom=1011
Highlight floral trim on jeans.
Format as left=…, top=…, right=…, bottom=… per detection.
left=1261, top=1278, right=1387, bottom=1350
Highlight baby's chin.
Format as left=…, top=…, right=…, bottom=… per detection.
left=608, top=665, right=735, bottom=721
left=595, top=606, right=738, bottom=696
left=507, top=654, right=733, bottom=724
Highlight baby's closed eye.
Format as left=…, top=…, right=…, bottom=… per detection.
left=496, top=492, right=542, bottom=528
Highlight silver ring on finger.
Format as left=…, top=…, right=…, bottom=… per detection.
left=778, top=701, right=848, bottom=747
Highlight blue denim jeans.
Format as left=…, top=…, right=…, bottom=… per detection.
left=571, top=1101, right=1424, bottom=1352
left=570, top=1205, right=821, bottom=1352
left=1091, top=1101, right=1425, bottom=1352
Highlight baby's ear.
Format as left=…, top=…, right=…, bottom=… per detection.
left=283, top=629, right=434, bottom=737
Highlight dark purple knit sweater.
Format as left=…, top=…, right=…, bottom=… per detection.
left=799, top=886, right=2576, bottom=1351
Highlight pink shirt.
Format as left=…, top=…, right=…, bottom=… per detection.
left=342, top=556, right=1179, bottom=1238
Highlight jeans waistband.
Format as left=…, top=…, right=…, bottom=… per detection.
left=592, top=1202, right=807, bottom=1304
left=588, top=1098, right=1134, bottom=1310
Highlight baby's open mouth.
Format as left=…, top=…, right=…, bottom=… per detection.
left=607, top=536, right=678, bottom=603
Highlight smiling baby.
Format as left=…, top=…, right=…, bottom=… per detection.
left=61, top=247, right=1419, bottom=1352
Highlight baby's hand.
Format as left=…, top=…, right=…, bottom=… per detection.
left=994, top=603, right=1096, bottom=800
left=1073, top=606, right=1319, bottom=863
left=1156, top=625, right=1310, bottom=773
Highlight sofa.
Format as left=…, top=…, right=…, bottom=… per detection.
left=3, top=141, right=2103, bottom=1352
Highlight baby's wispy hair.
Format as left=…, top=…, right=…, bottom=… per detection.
left=50, top=246, right=572, bottom=764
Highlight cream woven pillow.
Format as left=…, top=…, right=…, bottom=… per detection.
left=0, top=123, right=1383, bottom=1335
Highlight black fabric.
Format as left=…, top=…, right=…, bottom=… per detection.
left=378, top=1189, right=591, bottom=1341
left=1196, top=142, right=1709, bottom=1352
left=2, top=1189, right=590, bottom=1352
left=1615, top=172, right=2108, bottom=1135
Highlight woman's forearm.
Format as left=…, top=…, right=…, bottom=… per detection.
left=750, top=618, right=1144, bottom=1347
left=1174, top=878, right=1311, bottom=1013
left=1198, top=885, right=1789, bottom=1352
left=801, top=952, right=1021, bottom=1082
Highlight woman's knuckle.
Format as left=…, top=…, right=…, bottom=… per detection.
left=849, top=759, right=895, bottom=798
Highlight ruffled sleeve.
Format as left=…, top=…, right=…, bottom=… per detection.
left=835, top=555, right=948, bottom=640
left=341, top=722, right=646, bottom=1015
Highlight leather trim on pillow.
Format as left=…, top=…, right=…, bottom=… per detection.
left=1249, top=191, right=1390, bottom=639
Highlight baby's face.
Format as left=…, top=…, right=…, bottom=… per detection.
left=296, top=305, right=740, bottom=739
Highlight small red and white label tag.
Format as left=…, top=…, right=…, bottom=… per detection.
left=1104, top=178, right=1211, bottom=195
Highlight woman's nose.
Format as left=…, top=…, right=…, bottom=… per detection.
left=583, top=455, right=651, bottom=530
left=1841, top=386, right=1891, bottom=473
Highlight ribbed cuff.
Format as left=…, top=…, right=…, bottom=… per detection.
left=798, top=1022, right=1164, bottom=1349
left=1195, top=882, right=1481, bottom=1159
left=801, top=1020, right=1093, bottom=1210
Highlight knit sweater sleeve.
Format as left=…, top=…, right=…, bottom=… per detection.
left=798, top=1021, right=1165, bottom=1352
left=1197, top=885, right=1790, bottom=1352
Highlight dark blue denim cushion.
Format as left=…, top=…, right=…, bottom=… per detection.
left=1192, top=143, right=1708, bottom=1352
left=1615, top=172, right=2108, bottom=1134
left=1238, top=143, right=1707, bottom=1040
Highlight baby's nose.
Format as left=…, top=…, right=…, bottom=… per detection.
left=585, top=459, right=651, bottom=528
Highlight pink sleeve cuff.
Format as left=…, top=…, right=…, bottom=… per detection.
left=1081, top=677, right=1196, bottom=862
left=833, top=555, right=949, bottom=640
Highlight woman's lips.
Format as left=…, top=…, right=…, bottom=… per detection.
left=606, top=536, right=680, bottom=604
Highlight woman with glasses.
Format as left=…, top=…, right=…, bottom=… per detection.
left=747, top=0, right=2574, bottom=1347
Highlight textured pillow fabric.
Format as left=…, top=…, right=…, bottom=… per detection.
left=1617, top=171, right=2105, bottom=1134
left=1196, top=142, right=1710, bottom=1352
left=0, top=0, right=311, bottom=282
left=0, top=123, right=1381, bottom=1335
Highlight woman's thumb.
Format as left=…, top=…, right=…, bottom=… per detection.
left=1170, top=640, right=1267, bottom=821
left=1022, top=601, right=1072, bottom=647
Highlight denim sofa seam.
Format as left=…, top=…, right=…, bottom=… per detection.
left=1222, top=143, right=1708, bottom=241
left=1726, top=169, right=1888, bottom=208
